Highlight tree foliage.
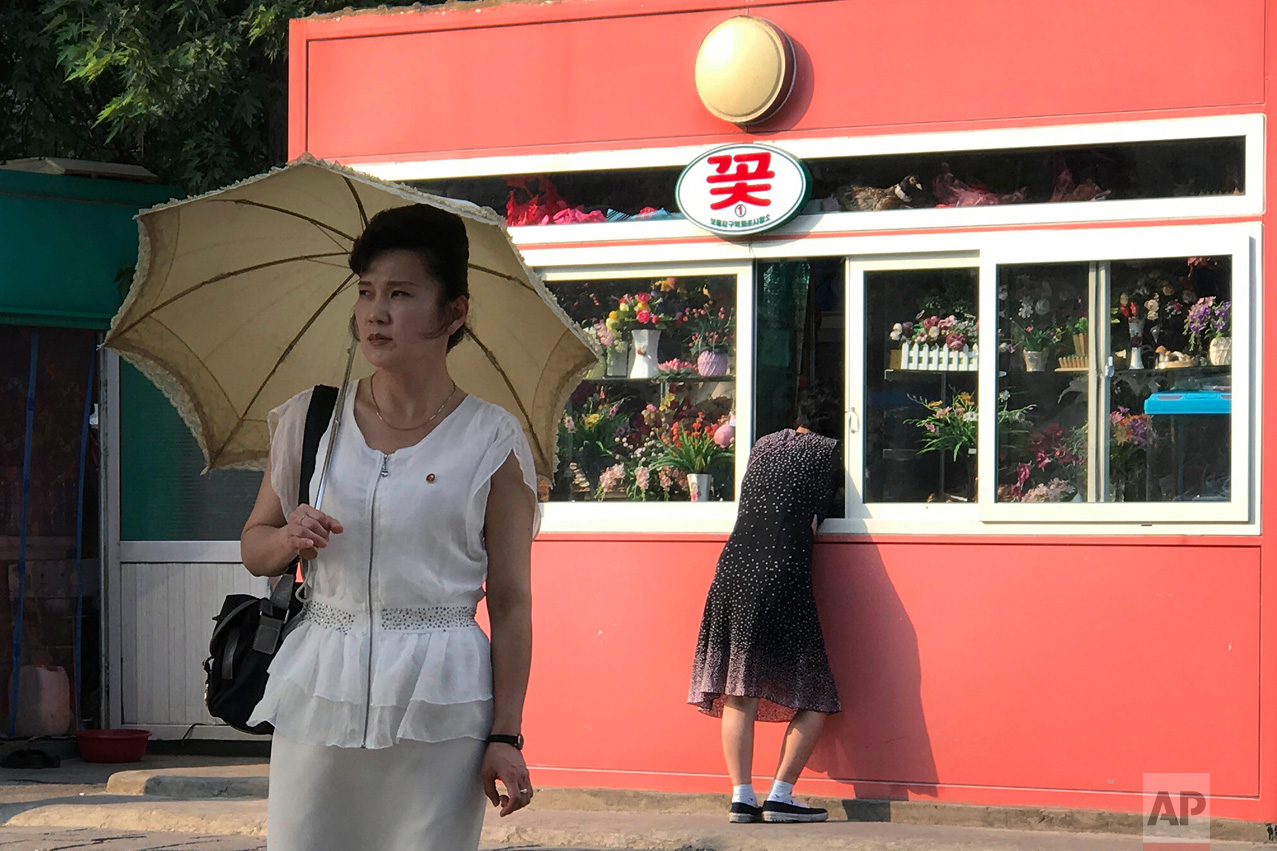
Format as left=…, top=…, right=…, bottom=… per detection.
left=1, top=1, right=403, bottom=193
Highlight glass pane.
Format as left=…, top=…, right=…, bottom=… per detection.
left=1110, top=256, right=1232, bottom=502
left=754, top=260, right=846, bottom=517
left=119, top=363, right=260, bottom=540
left=545, top=275, right=737, bottom=502
left=865, top=268, right=978, bottom=502
left=0, top=326, right=103, bottom=729
left=995, top=263, right=1092, bottom=503
left=408, top=136, right=1246, bottom=224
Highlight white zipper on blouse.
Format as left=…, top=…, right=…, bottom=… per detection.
left=362, top=452, right=389, bottom=747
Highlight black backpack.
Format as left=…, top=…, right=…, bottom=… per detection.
left=203, top=385, right=338, bottom=734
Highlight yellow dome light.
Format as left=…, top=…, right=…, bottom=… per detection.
left=694, top=17, right=796, bottom=126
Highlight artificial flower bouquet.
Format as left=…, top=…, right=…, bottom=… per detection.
left=648, top=412, right=734, bottom=475
left=605, top=290, right=679, bottom=335
left=891, top=313, right=978, bottom=351
left=1184, top=296, right=1230, bottom=352
left=684, top=306, right=735, bottom=354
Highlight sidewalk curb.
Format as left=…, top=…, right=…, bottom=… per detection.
left=98, top=765, right=1276, bottom=844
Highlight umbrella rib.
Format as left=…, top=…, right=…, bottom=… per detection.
left=461, top=327, right=550, bottom=475
left=113, top=253, right=350, bottom=339
left=343, top=177, right=370, bottom=229
left=112, top=315, right=238, bottom=466
left=211, top=199, right=358, bottom=242
left=470, top=263, right=534, bottom=292
left=211, top=272, right=360, bottom=466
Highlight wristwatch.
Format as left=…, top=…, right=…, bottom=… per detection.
left=486, top=733, right=524, bottom=750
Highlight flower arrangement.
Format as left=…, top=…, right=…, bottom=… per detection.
left=605, top=290, right=679, bottom=334
left=684, top=306, right=734, bottom=354
left=648, top=411, right=734, bottom=475
left=584, top=319, right=617, bottom=352
left=908, top=390, right=1032, bottom=460
left=1008, top=318, right=1062, bottom=352
left=1184, top=296, right=1230, bottom=352
left=1004, top=422, right=1081, bottom=502
left=657, top=358, right=698, bottom=376
left=998, top=273, right=1083, bottom=355
left=891, top=313, right=978, bottom=351
left=1109, top=406, right=1157, bottom=499
left=561, top=388, right=627, bottom=467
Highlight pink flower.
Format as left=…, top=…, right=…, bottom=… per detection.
left=635, top=466, right=650, bottom=492
left=635, top=292, right=652, bottom=303
left=714, top=423, right=735, bottom=447
left=636, top=309, right=652, bottom=324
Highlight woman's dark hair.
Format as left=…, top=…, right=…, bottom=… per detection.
left=795, top=383, right=842, bottom=439
left=348, top=204, right=470, bottom=351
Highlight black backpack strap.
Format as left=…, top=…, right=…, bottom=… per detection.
left=264, top=384, right=340, bottom=617
left=299, top=384, right=339, bottom=508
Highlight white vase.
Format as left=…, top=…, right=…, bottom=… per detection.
left=629, top=329, right=661, bottom=379
left=688, top=473, right=711, bottom=502
left=605, top=340, right=629, bottom=377
left=1128, top=319, right=1146, bottom=370
left=1022, top=350, right=1048, bottom=372
left=1209, top=336, right=1232, bottom=366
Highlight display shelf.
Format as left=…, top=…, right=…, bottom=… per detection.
left=883, top=369, right=979, bottom=382
left=586, top=375, right=733, bottom=384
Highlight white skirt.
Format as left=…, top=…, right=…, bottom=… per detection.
left=267, top=733, right=487, bottom=851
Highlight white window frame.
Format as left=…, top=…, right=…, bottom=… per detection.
left=355, top=113, right=1264, bottom=268
left=536, top=262, right=754, bottom=534
left=843, top=253, right=981, bottom=527
left=975, top=223, right=1259, bottom=524
left=351, top=116, right=1264, bottom=536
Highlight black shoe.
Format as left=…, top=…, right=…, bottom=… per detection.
left=729, top=801, right=763, bottom=823
left=762, top=799, right=828, bottom=823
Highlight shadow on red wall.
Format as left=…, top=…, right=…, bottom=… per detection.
left=810, top=544, right=939, bottom=797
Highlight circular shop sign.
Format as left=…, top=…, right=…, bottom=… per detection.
left=675, top=143, right=810, bottom=237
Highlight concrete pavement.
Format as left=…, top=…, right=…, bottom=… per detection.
left=0, top=756, right=1272, bottom=850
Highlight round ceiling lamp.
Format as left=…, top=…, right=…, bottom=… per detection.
left=694, top=16, right=796, bottom=126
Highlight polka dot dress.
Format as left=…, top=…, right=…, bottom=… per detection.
left=688, top=429, right=842, bottom=722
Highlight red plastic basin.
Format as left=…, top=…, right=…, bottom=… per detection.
left=76, top=729, right=150, bottom=763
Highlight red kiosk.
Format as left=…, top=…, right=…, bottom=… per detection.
left=289, top=0, right=1274, bottom=822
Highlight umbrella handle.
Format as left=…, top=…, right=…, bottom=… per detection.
left=312, top=338, right=358, bottom=513
left=300, top=339, right=358, bottom=601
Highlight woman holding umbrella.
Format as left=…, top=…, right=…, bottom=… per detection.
left=240, top=204, right=538, bottom=850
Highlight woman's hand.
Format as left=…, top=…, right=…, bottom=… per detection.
left=481, top=742, right=533, bottom=816
left=285, top=504, right=343, bottom=561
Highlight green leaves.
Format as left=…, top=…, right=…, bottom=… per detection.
left=4, top=0, right=427, bottom=193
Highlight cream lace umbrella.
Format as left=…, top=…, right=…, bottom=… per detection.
left=105, top=155, right=596, bottom=481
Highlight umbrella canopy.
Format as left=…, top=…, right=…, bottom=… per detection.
left=105, top=155, right=595, bottom=480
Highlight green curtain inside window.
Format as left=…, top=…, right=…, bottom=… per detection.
left=754, top=262, right=811, bottom=439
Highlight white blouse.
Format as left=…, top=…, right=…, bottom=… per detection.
left=248, top=382, right=538, bottom=749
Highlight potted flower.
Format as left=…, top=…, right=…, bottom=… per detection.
left=1108, top=406, right=1156, bottom=501
left=648, top=413, right=733, bottom=502
left=1008, top=319, right=1060, bottom=371
left=891, top=312, right=978, bottom=371
left=1185, top=296, right=1231, bottom=365
left=560, top=388, right=628, bottom=495
left=907, top=390, right=1033, bottom=500
left=684, top=306, right=734, bottom=376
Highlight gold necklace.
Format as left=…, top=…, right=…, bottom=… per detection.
left=370, top=375, right=459, bottom=432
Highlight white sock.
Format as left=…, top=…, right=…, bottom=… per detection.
left=732, top=784, right=757, bottom=806
left=767, top=779, right=796, bottom=804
